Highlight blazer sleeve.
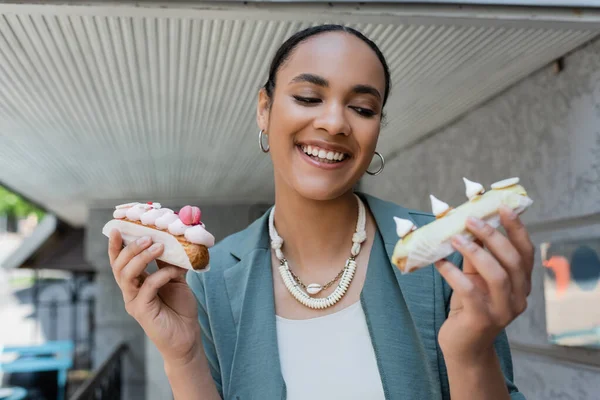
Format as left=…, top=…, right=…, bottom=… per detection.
left=186, top=270, right=224, bottom=399
left=443, top=252, right=526, bottom=400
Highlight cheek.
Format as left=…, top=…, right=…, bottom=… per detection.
left=269, top=99, right=313, bottom=145
left=274, top=96, right=314, bottom=125
left=353, top=120, right=380, bottom=155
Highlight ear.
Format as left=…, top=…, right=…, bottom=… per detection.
left=256, top=88, right=271, bottom=132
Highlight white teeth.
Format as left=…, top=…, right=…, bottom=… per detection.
left=301, top=145, right=347, bottom=162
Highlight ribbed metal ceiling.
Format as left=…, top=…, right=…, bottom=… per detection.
left=0, top=3, right=598, bottom=225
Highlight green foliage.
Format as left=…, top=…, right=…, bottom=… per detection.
left=0, top=185, right=45, bottom=219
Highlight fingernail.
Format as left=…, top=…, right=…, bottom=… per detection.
left=137, top=236, right=151, bottom=246
left=149, top=243, right=163, bottom=253
left=467, top=216, right=485, bottom=229
left=501, top=205, right=518, bottom=220
left=452, top=235, right=469, bottom=247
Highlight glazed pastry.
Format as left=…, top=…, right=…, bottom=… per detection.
left=102, top=202, right=215, bottom=271
left=391, top=177, right=533, bottom=274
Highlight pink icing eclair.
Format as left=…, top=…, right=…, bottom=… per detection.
left=102, top=202, right=215, bottom=271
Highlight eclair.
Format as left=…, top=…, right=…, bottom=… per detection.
left=391, top=177, right=533, bottom=274
left=102, top=202, right=215, bottom=271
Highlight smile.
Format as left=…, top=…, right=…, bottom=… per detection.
left=299, top=144, right=348, bottom=164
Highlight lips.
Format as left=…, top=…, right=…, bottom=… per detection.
left=299, top=144, right=348, bottom=164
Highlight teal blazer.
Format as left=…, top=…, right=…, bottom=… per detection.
left=187, top=193, right=525, bottom=400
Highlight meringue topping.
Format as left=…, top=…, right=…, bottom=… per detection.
left=430, top=195, right=451, bottom=218
left=184, top=225, right=215, bottom=247
left=393, top=217, right=416, bottom=238
left=155, top=213, right=179, bottom=230
left=125, top=203, right=152, bottom=221
left=141, top=208, right=173, bottom=226
left=167, top=219, right=189, bottom=236
left=463, top=177, right=485, bottom=200
left=491, top=177, right=520, bottom=190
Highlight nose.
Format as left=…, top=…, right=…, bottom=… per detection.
left=312, top=102, right=351, bottom=136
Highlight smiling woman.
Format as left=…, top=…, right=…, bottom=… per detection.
left=107, top=24, right=532, bottom=400
left=257, top=26, right=389, bottom=202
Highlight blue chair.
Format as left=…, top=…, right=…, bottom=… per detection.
left=0, top=340, right=73, bottom=400
left=0, top=386, right=27, bottom=400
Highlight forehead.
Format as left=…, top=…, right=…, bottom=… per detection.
left=278, top=32, right=386, bottom=93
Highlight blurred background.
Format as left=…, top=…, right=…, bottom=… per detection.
left=1, top=1, right=600, bottom=399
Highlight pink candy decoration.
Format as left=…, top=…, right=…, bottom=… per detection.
left=179, top=205, right=202, bottom=225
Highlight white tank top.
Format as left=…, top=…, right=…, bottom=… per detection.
left=276, top=301, right=385, bottom=400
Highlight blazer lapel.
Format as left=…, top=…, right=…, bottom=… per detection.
left=218, top=195, right=444, bottom=399
left=360, top=193, right=443, bottom=400
left=223, top=212, right=286, bottom=399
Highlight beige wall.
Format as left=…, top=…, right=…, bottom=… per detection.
left=362, top=36, right=600, bottom=399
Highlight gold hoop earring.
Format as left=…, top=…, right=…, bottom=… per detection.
left=366, top=151, right=384, bottom=176
left=259, top=130, right=269, bottom=153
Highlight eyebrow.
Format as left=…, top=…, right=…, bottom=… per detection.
left=352, top=84, right=382, bottom=101
left=290, top=73, right=382, bottom=100
left=290, top=73, right=329, bottom=87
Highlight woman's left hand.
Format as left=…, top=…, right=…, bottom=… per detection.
left=434, top=205, right=534, bottom=363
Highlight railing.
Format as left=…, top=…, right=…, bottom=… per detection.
left=69, top=343, right=128, bottom=400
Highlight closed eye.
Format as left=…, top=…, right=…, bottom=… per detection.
left=293, top=96, right=321, bottom=105
left=351, top=106, right=376, bottom=118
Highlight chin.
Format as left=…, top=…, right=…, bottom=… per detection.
left=292, top=177, right=357, bottom=202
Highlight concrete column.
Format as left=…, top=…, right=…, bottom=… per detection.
left=85, top=208, right=146, bottom=400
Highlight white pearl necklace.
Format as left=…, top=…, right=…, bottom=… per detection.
left=268, top=194, right=367, bottom=309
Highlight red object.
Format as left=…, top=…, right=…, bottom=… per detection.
left=543, top=256, right=571, bottom=297
left=179, top=205, right=202, bottom=225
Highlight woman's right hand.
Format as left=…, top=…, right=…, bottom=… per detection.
left=108, top=229, right=201, bottom=365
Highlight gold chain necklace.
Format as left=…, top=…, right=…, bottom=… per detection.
left=287, top=264, right=347, bottom=294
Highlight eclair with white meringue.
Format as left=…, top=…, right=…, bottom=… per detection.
left=391, top=177, right=533, bottom=274
left=102, top=202, right=215, bottom=271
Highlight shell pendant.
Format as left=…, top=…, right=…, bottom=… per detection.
left=278, top=259, right=357, bottom=309
left=306, top=283, right=323, bottom=295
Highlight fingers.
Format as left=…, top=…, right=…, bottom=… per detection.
left=108, top=229, right=123, bottom=266
left=451, top=235, right=513, bottom=322
left=136, top=265, right=188, bottom=306
left=434, top=259, right=476, bottom=298
left=465, top=216, right=530, bottom=300
left=499, top=205, right=535, bottom=276
left=121, top=242, right=164, bottom=303
left=112, top=236, right=153, bottom=282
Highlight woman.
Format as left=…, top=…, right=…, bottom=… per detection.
left=108, top=25, right=532, bottom=399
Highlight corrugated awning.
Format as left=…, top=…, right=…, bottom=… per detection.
left=0, top=1, right=599, bottom=225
